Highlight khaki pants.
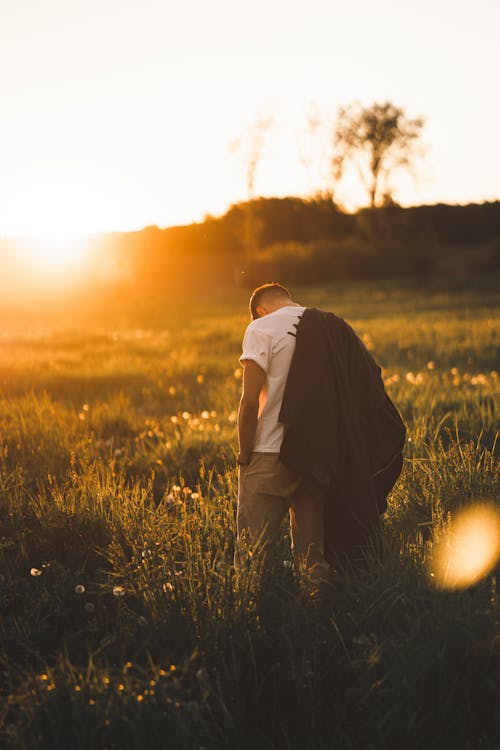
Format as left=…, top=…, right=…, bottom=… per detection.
left=236, top=452, right=330, bottom=580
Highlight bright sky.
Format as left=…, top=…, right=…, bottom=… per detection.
left=1, top=0, right=499, bottom=238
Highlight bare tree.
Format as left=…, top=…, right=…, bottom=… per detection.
left=332, top=101, right=425, bottom=208
left=298, top=102, right=337, bottom=201
left=229, top=112, right=275, bottom=198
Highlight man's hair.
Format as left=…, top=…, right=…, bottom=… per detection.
left=249, top=282, right=291, bottom=320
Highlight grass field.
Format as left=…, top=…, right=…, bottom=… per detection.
left=0, top=275, right=499, bottom=749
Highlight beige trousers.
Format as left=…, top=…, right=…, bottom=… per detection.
left=236, top=452, right=330, bottom=580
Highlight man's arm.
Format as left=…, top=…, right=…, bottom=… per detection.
left=237, top=359, right=266, bottom=465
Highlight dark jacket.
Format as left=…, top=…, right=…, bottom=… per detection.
left=279, top=308, right=406, bottom=569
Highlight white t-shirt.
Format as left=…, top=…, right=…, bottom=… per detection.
left=240, top=305, right=305, bottom=452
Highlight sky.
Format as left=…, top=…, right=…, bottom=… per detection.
left=0, top=0, right=499, bottom=238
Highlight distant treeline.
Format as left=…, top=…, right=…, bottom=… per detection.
left=109, top=197, right=500, bottom=286
left=1, top=198, right=500, bottom=292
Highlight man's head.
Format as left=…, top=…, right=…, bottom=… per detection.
left=249, top=282, right=292, bottom=320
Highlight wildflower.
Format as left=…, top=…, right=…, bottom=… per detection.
left=170, top=415, right=178, bottom=424
left=40, top=673, right=49, bottom=681
left=182, top=411, right=190, bottom=420
left=137, top=694, right=144, bottom=702
left=172, top=484, right=181, bottom=493
left=159, top=669, right=167, bottom=676
left=89, top=699, right=95, bottom=705
left=163, top=582, right=174, bottom=593
left=182, top=487, right=191, bottom=496
left=201, top=410, right=210, bottom=419
left=74, top=685, right=81, bottom=692
left=471, top=374, right=487, bottom=386
left=191, top=492, right=200, bottom=500
left=168, top=386, right=176, bottom=395
left=117, top=683, right=125, bottom=691
left=169, top=664, right=176, bottom=672
left=196, top=374, right=204, bottom=383
left=228, top=410, right=237, bottom=423
left=141, top=549, right=152, bottom=559
left=84, top=602, right=95, bottom=613
left=450, top=367, right=459, bottom=375
left=210, top=410, right=217, bottom=418
left=113, top=586, right=126, bottom=598
left=30, top=568, right=42, bottom=577
left=426, top=361, right=435, bottom=370
left=82, top=403, right=90, bottom=412
left=75, top=584, right=85, bottom=595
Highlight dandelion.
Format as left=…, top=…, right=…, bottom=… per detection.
left=163, top=582, right=174, bottom=593
left=471, top=374, right=488, bottom=386
left=84, top=602, right=96, bottom=613
left=191, top=492, right=200, bottom=500
left=169, top=664, right=176, bottom=672
left=141, top=549, right=152, bottom=559
left=82, top=403, right=89, bottom=411
left=113, top=586, right=126, bottom=598
left=172, top=484, right=181, bottom=493
left=170, top=415, right=178, bottom=424
left=201, top=410, right=210, bottom=419
left=196, top=374, right=204, bottom=384
left=168, top=386, right=176, bottom=395
left=74, top=685, right=81, bottom=692
left=117, top=683, right=125, bottom=692
left=137, top=694, right=144, bottom=702
left=30, top=568, right=42, bottom=577
left=450, top=367, right=459, bottom=375
left=210, top=410, right=217, bottom=417
left=182, top=487, right=191, bottom=496
left=40, top=673, right=49, bottom=681
left=74, top=584, right=85, bottom=595
left=426, top=361, right=435, bottom=370
left=182, top=411, right=190, bottom=420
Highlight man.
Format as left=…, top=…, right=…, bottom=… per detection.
left=236, top=282, right=405, bottom=576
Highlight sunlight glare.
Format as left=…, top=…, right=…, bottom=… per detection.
left=20, top=233, right=87, bottom=275
left=431, top=504, right=500, bottom=589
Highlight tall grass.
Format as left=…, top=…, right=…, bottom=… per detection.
left=0, top=276, right=499, bottom=748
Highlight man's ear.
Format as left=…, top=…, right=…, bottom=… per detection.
left=255, top=304, right=267, bottom=318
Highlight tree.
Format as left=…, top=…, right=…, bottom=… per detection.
left=229, top=112, right=275, bottom=198
left=229, top=113, right=275, bottom=262
left=332, top=101, right=425, bottom=208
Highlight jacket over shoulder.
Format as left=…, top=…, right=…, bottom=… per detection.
left=279, top=307, right=406, bottom=568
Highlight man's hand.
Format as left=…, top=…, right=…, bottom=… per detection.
left=237, top=359, right=266, bottom=464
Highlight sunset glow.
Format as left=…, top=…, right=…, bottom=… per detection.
left=20, top=234, right=86, bottom=274
left=0, top=0, right=498, bottom=238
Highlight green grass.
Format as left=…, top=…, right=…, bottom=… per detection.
left=0, top=275, right=499, bottom=749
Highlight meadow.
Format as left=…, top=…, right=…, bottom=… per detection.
left=0, top=275, right=499, bottom=749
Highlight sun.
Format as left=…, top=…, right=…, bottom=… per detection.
left=20, top=232, right=87, bottom=275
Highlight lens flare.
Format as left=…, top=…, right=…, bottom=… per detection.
left=431, top=504, right=500, bottom=589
